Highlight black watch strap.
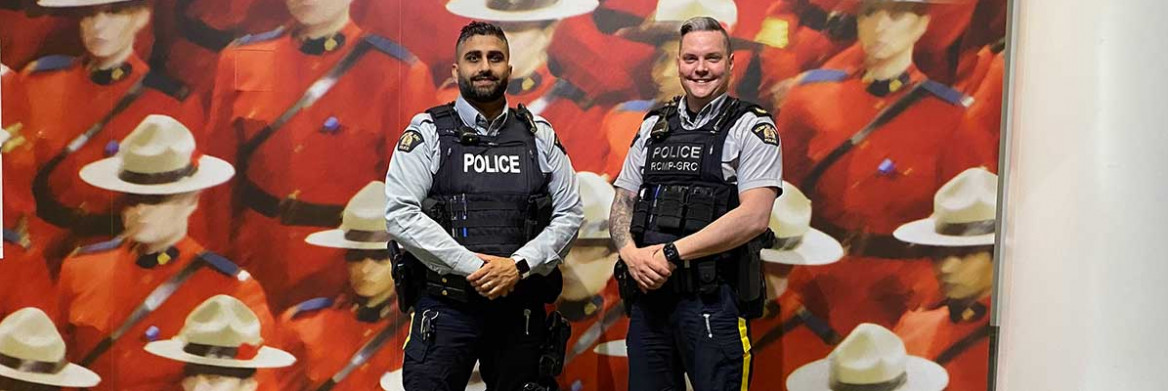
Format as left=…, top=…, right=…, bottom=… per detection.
left=515, top=258, right=531, bottom=275
left=663, top=242, right=683, bottom=264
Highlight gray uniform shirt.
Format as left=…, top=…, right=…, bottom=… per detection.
left=614, top=94, right=784, bottom=194
left=385, top=96, right=584, bottom=277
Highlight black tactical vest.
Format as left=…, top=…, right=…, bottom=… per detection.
left=424, top=103, right=553, bottom=257
left=631, top=97, right=765, bottom=249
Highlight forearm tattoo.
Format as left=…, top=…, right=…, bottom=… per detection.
left=609, top=189, right=638, bottom=250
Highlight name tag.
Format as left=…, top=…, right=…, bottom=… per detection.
left=464, top=153, right=522, bottom=174
left=647, top=143, right=704, bottom=174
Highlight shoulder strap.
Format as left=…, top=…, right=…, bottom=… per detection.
left=801, top=83, right=932, bottom=192
left=33, top=75, right=150, bottom=231
left=425, top=103, right=461, bottom=136
left=935, top=325, right=992, bottom=365
left=236, top=37, right=376, bottom=173
left=78, top=258, right=205, bottom=366
left=363, top=34, right=419, bottom=64
left=313, top=313, right=411, bottom=391
left=291, top=297, right=335, bottom=319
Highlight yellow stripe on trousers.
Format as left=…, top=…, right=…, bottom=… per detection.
left=738, top=317, right=752, bottom=391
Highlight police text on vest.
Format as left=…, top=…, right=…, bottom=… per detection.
left=464, top=154, right=522, bottom=174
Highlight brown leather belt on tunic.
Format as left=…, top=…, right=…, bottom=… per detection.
left=240, top=178, right=343, bottom=228
left=814, top=219, right=925, bottom=259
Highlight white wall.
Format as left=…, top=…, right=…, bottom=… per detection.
left=996, top=0, right=1168, bottom=390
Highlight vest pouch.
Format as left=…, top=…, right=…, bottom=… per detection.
left=525, top=195, right=553, bottom=240
left=653, top=185, right=688, bottom=231
left=684, top=186, right=717, bottom=233
left=631, top=193, right=652, bottom=235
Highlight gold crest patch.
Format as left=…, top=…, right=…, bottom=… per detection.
left=752, top=123, right=779, bottom=146
left=397, top=130, right=424, bottom=152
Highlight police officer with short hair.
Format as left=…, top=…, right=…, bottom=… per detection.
left=383, top=21, right=583, bottom=391
left=609, top=16, right=783, bottom=391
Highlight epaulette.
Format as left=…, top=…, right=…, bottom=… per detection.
left=291, top=297, right=335, bottom=318
left=2, top=228, right=28, bottom=249
left=74, top=237, right=125, bottom=255
left=921, top=80, right=975, bottom=107
left=364, top=34, right=419, bottom=64
left=23, top=55, right=76, bottom=74
left=143, top=72, right=192, bottom=101
left=232, top=26, right=287, bottom=46
left=617, top=100, right=654, bottom=113
left=798, top=69, right=848, bottom=85
left=197, top=251, right=248, bottom=279
left=734, top=99, right=773, bottom=119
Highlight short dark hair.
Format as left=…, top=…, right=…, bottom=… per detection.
left=679, top=16, right=732, bottom=53
left=456, top=21, right=509, bottom=54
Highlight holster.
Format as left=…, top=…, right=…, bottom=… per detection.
left=389, top=242, right=423, bottom=313
left=538, top=311, right=571, bottom=378
left=736, top=229, right=775, bottom=319
left=613, top=259, right=639, bottom=315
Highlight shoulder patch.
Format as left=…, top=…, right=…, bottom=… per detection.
left=292, top=297, right=335, bottom=318
left=617, top=100, right=654, bottom=113
left=799, top=69, right=848, bottom=85
left=232, top=26, right=287, bottom=46
left=921, top=80, right=975, bottom=107
left=75, top=237, right=125, bottom=255
left=397, top=129, right=424, bottom=152
left=364, top=34, right=418, bottom=64
left=143, top=72, right=192, bottom=101
left=197, top=251, right=245, bottom=279
left=24, top=55, right=76, bottom=74
left=751, top=122, right=779, bottom=146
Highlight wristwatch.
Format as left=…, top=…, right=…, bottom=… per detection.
left=513, top=256, right=531, bottom=278
left=663, top=242, right=683, bottom=264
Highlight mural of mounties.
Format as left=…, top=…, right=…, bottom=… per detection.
left=0, top=0, right=1007, bottom=390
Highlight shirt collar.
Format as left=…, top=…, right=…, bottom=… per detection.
left=454, top=95, right=510, bottom=136
left=677, top=93, right=729, bottom=130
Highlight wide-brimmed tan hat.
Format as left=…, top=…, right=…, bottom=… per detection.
left=577, top=172, right=614, bottom=240
left=145, top=295, right=295, bottom=369
left=0, top=308, right=101, bottom=387
left=894, top=168, right=997, bottom=247
left=616, top=0, right=738, bottom=44
left=761, top=182, right=844, bottom=266
left=787, top=323, right=947, bottom=391
left=446, top=0, right=599, bottom=22
left=306, top=181, right=393, bottom=250
left=80, top=115, right=234, bottom=195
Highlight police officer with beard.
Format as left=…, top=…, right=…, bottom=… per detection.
left=384, top=21, right=583, bottom=391
left=609, top=17, right=782, bottom=391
